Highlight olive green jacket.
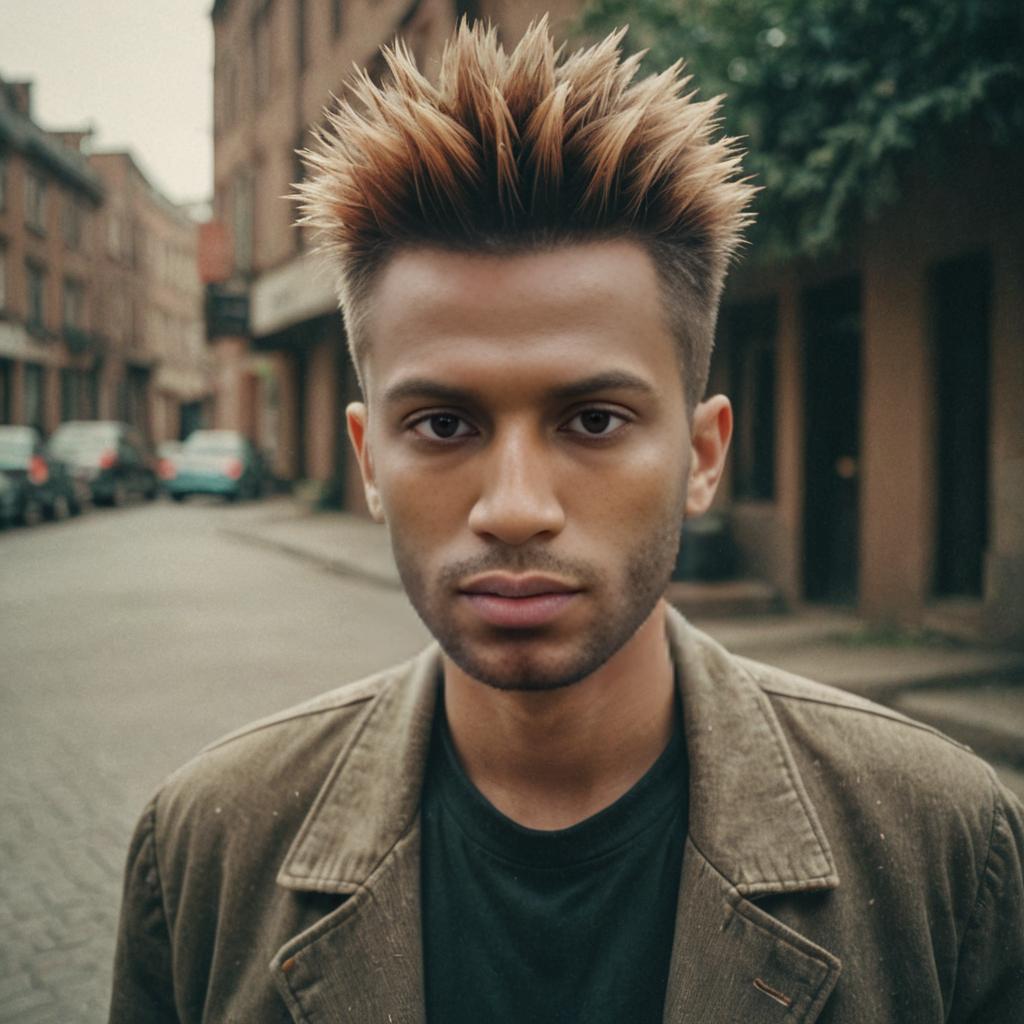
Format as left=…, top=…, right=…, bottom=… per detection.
left=109, top=608, right=1024, bottom=1022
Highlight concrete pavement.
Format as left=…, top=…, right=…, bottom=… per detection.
left=225, top=498, right=1024, bottom=796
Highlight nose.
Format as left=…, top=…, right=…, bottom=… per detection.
left=467, top=426, right=566, bottom=546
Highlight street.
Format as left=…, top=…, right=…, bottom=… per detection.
left=2, top=497, right=1023, bottom=1021
left=0, top=499, right=429, bottom=1022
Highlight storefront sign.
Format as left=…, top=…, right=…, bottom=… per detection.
left=249, top=253, right=337, bottom=338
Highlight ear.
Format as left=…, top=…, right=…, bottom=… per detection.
left=685, top=395, right=733, bottom=518
left=346, top=402, right=384, bottom=522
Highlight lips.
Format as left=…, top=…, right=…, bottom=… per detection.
left=459, top=574, right=581, bottom=628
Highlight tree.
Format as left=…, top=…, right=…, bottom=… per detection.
left=579, top=0, right=1024, bottom=258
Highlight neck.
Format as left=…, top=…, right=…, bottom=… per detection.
left=442, top=601, right=675, bottom=830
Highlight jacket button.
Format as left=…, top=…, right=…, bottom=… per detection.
left=282, top=957, right=297, bottom=974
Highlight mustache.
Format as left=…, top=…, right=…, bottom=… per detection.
left=438, top=549, right=599, bottom=589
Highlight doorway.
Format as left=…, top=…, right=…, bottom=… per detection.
left=931, top=253, right=990, bottom=597
left=802, top=278, right=862, bottom=603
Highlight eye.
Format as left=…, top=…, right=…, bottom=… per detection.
left=409, top=413, right=475, bottom=441
left=563, top=408, right=629, bottom=437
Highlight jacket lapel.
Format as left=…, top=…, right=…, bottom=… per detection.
left=663, top=841, right=841, bottom=1023
left=662, top=610, right=843, bottom=1022
left=265, top=610, right=845, bottom=1023
left=270, top=645, right=442, bottom=1024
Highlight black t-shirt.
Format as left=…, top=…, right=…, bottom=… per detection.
left=420, top=694, right=688, bottom=1023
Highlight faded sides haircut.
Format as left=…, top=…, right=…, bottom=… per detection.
left=298, top=18, right=755, bottom=412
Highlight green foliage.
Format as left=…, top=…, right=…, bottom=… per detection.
left=579, top=0, right=1024, bottom=258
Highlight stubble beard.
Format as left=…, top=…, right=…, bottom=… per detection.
left=390, top=502, right=686, bottom=692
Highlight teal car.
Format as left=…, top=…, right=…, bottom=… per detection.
left=165, top=430, right=267, bottom=502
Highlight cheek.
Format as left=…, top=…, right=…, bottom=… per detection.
left=561, top=439, right=687, bottom=524
left=377, top=457, right=473, bottom=541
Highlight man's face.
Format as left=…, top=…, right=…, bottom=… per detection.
left=349, top=239, right=721, bottom=691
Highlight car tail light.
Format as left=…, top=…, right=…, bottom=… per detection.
left=225, top=458, right=244, bottom=480
left=158, top=459, right=176, bottom=481
left=29, top=455, right=49, bottom=485
left=99, top=449, right=118, bottom=469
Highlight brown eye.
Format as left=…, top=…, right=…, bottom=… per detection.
left=411, top=413, right=473, bottom=441
left=565, top=409, right=627, bottom=436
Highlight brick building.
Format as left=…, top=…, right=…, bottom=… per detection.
left=208, top=0, right=581, bottom=506
left=89, top=152, right=211, bottom=443
left=0, top=78, right=104, bottom=432
left=208, top=2, right=1022, bottom=641
left=713, top=141, right=1024, bottom=641
left=0, top=76, right=211, bottom=444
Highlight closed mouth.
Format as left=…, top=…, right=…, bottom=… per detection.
left=458, top=574, right=581, bottom=598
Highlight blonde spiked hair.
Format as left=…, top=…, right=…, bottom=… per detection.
left=298, top=18, right=754, bottom=410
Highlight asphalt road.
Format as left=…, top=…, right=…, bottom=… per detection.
left=0, top=499, right=429, bottom=1023
left=2, top=498, right=1022, bottom=1020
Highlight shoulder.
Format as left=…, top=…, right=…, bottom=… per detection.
left=149, top=651, right=428, bottom=849
left=738, top=652, right=995, bottom=787
left=734, top=653, right=1017, bottom=860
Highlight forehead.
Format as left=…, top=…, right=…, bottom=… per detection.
left=360, top=239, right=680, bottom=401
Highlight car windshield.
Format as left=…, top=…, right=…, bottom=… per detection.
left=0, top=431, right=33, bottom=468
left=48, top=424, right=119, bottom=458
left=184, top=433, right=244, bottom=456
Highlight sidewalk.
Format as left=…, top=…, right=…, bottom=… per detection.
left=222, top=498, right=1024, bottom=795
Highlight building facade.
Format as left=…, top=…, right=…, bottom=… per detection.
left=89, top=152, right=211, bottom=444
left=208, top=3, right=1021, bottom=641
left=0, top=79, right=105, bottom=433
left=0, top=77, right=211, bottom=445
left=713, top=142, right=1024, bottom=641
left=209, top=0, right=582, bottom=507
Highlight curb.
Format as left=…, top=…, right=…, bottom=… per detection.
left=221, top=525, right=401, bottom=590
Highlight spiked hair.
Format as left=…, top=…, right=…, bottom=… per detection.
left=298, top=18, right=754, bottom=410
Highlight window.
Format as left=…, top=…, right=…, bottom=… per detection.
left=26, top=263, right=46, bottom=333
left=23, top=363, right=45, bottom=433
left=725, top=300, right=777, bottom=501
left=332, top=0, right=343, bottom=37
left=61, top=368, right=80, bottom=421
left=0, top=357, right=12, bottom=423
left=232, top=172, right=254, bottom=273
left=107, top=214, right=124, bottom=260
left=253, top=2, right=273, bottom=104
left=62, top=197, right=83, bottom=249
left=25, top=170, right=46, bottom=233
left=63, top=278, right=84, bottom=330
left=296, top=0, right=308, bottom=72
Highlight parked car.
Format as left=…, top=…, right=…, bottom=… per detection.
left=165, top=430, right=267, bottom=502
left=0, top=470, right=18, bottom=528
left=0, top=425, right=83, bottom=524
left=46, top=421, right=159, bottom=506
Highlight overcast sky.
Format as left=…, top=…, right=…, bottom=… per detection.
left=1, top=0, right=212, bottom=205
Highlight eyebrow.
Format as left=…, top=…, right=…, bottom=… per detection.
left=382, top=370, right=656, bottom=406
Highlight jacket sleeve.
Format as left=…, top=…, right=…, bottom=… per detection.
left=108, top=797, right=180, bottom=1023
left=949, top=776, right=1024, bottom=1022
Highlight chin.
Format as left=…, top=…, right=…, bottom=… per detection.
left=441, top=629, right=633, bottom=693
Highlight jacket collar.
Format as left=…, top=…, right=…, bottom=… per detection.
left=276, top=642, right=441, bottom=894
left=271, top=605, right=841, bottom=1022
left=667, top=611, right=838, bottom=896
left=277, top=605, right=838, bottom=898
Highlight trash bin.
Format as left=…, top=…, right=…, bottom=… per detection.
left=673, top=513, right=736, bottom=581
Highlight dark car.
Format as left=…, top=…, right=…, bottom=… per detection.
left=0, top=425, right=83, bottom=524
left=46, top=421, right=159, bottom=506
left=165, top=430, right=267, bottom=502
left=0, top=470, right=19, bottom=528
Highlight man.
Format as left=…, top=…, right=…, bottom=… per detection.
left=110, top=20, right=1023, bottom=1023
